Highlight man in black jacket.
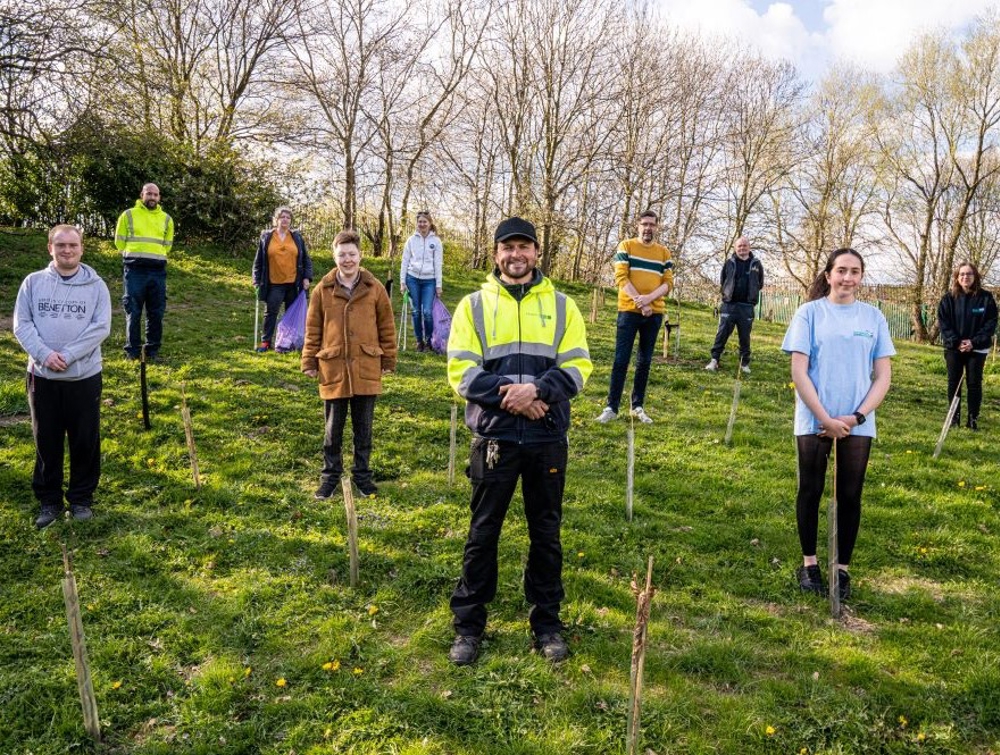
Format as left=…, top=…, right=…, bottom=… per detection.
left=706, top=237, right=764, bottom=374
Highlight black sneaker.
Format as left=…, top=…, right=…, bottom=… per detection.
left=69, top=503, right=93, bottom=521
left=35, top=504, right=62, bottom=529
left=448, top=635, right=482, bottom=666
left=314, top=483, right=336, bottom=499
left=837, top=569, right=851, bottom=601
left=967, top=417, right=979, bottom=431
left=796, top=564, right=824, bottom=594
left=355, top=479, right=378, bottom=497
left=534, top=632, right=569, bottom=663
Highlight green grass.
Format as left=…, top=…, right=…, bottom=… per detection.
left=1, top=230, right=999, bottom=754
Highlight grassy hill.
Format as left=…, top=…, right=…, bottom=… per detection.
left=1, top=230, right=998, bottom=754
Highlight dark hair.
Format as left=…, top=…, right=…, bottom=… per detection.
left=639, top=210, right=658, bottom=222
left=333, top=230, right=361, bottom=250
left=807, top=248, right=865, bottom=301
left=416, top=210, right=437, bottom=233
left=950, top=261, right=982, bottom=297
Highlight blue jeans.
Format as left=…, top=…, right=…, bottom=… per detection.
left=405, top=274, right=436, bottom=343
left=605, top=311, right=663, bottom=413
left=122, top=265, right=167, bottom=357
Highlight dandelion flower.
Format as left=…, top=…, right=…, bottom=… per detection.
left=244, top=667, right=252, bottom=677
left=917, top=732, right=926, bottom=742
left=975, top=485, right=986, bottom=491
left=958, top=481, right=966, bottom=488
left=577, top=551, right=585, bottom=558
left=368, top=605, right=379, bottom=616
left=353, top=667, right=364, bottom=676
left=276, top=678, right=287, bottom=688
left=898, top=715, right=908, bottom=728
left=112, top=680, right=122, bottom=690
left=800, top=749, right=808, bottom=755
left=765, top=725, right=776, bottom=736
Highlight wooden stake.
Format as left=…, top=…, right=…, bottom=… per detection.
left=341, top=475, right=360, bottom=588
left=448, top=403, right=458, bottom=485
left=61, top=544, right=101, bottom=743
left=589, top=286, right=599, bottom=324
left=626, top=556, right=655, bottom=755
left=140, top=346, right=151, bottom=430
left=180, top=390, right=201, bottom=489
left=674, top=293, right=682, bottom=359
left=724, top=367, right=742, bottom=445
left=828, top=440, right=840, bottom=619
left=933, top=372, right=965, bottom=459
left=626, top=421, right=635, bottom=522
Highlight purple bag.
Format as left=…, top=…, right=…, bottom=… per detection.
left=274, top=291, right=308, bottom=352
left=430, top=297, right=452, bottom=354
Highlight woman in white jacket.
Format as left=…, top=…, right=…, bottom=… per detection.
left=399, top=210, right=443, bottom=352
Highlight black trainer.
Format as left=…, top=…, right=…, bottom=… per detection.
left=534, top=632, right=569, bottom=663
left=837, top=569, right=851, bottom=601
left=35, top=504, right=62, bottom=529
left=448, top=635, right=482, bottom=666
left=314, top=482, right=336, bottom=499
left=967, top=417, right=979, bottom=431
left=796, top=564, right=824, bottom=594
left=355, top=479, right=378, bottom=497
left=69, top=503, right=93, bottom=522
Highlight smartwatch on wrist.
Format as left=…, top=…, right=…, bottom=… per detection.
left=853, top=411, right=866, bottom=426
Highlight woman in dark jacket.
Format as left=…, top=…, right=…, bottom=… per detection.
left=937, top=262, right=998, bottom=430
left=252, top=206, right=313, bottom=351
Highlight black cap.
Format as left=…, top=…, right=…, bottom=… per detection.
left=494, top=217, right=538, bottom=245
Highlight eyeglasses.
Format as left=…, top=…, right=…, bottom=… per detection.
left=958, top=272, right=975, bottom=278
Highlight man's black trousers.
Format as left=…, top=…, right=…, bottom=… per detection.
left=451, top=437, right=567, bottom=637
left=27, top=371, right=102, bottom=507
left=710, top=301, right=755, bottom=365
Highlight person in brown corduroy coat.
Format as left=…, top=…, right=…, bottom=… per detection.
left=302, top=230, right=396, bottom=498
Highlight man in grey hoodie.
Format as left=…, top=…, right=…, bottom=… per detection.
left=13, top=225, right=112, bottom=528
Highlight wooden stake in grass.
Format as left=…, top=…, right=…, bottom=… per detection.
left=341, top=475, right=360, bottom=588
left=828, top=439, right=840, bottom=619
left=61, top=544, right=101, bottom=743
left=674, top=292, right=682, bottom=359
left=626, top=418, right=635, bottom=522
left=626, top=556, right=655, bottom=755
left=180, top=389, right=201, bottom=489
left=397, top=291, right=409, bottom=351
left=140, top=346, right=151, bottom=430
left=933, top=373, right=965, bottom=459
left=723, top=366, right=743, bottom=445
left=448, top=402, right=458, bottom=485
left=589, top=286, right=599, bottom=324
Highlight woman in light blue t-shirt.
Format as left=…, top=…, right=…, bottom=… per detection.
left=781, top=248, right=895, bottom=602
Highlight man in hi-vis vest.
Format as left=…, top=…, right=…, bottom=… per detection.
left=115, top=183, right=174, bottom=361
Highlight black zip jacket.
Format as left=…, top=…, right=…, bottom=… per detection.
left=937, top=289, right=998, bottom=350
left=720, top=253, right=764, bottom=304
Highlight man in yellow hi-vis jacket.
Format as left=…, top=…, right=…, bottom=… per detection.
left=114, top=183, right=174, bottom=361
left=446, top=217, right=592, bottom=666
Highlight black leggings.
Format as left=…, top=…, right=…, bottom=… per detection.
left=795, top=434, right=872, bottom=565
left=944, top=349, right=986, bottom=421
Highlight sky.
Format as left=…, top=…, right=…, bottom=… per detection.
left=655, top=0, right=999, bottom=85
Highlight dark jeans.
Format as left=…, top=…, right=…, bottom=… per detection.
left=262, top=283, right=298, bottom=345
left=710, top=302, right=755, bottom=364
left=451, top=438, right=568, bottom=637
left=795, top=434, right=872, bottom=565
left=27, top=372, right=102, bottom=508
left=405, top=274, right=436, bottom=343
left=944, top=349, right=987, bottom=421
left=122, top=266, right=167, bottom=357
left=605, top=311, right=663, bottom=413
left=322, top=395, right=377, bottom=486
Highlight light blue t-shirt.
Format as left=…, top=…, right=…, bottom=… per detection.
left=781, top=298, right=896, bottom=437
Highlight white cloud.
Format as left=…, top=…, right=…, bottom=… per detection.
left=824, top=0, right=997, bottom=74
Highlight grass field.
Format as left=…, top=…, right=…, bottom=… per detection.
left=1, top=230, right=998, bottom=754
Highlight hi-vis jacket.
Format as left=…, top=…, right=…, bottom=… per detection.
left=114, top=200, right=174, bottom=268
left=448, top=270, right=592, bottom=443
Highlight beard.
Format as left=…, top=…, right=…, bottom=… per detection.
left=144, top=199, right=159, bottom=210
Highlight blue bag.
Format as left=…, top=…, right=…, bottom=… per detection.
left=274, top=291, right=308, bottom=352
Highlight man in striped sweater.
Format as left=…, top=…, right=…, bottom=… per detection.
left=596, top=210, right=674, bottom=424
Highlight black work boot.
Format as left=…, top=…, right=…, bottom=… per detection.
left=448, top=635, right=482, bottom=666
left=534, top=632, right=569, bottom=663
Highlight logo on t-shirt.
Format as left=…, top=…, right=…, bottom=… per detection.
left=853, top=329, right=873, bottom=339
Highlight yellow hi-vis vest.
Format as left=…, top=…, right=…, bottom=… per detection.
left=114, top=200, right=174, bottom=264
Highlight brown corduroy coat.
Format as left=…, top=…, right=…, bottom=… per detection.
left=301, top=267, right=397, bottom=399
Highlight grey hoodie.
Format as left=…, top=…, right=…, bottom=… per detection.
left=13, top=262, right=112, bottom=380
